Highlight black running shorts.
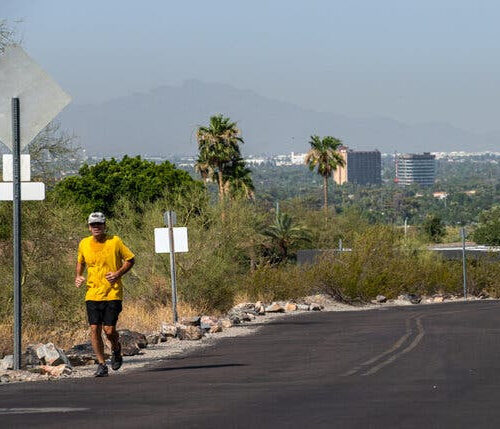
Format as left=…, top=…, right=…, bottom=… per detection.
left=86, top=300, right=122, bottom=326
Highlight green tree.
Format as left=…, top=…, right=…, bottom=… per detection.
left=54, top=155, right=199, bottom=216
left=473, top=205, right=500, bottom=245
left=264, top=212, right=311, bottom=262
left=305, top=135, right=345, bottom=212
left=196, top=114, right=244, bottom=202
left=422, top=214, right=445, bottom=243
left=222, top=157, right=255, bottom=200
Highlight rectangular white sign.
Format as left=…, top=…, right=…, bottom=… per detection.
left=2, top=154, right=31, bottom=181
left=154, top=227, right=189, bottom=253
left=0, top=182, right=45, bottom=200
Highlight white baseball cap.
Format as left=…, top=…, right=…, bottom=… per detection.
left=88, top=212, right=106, bottom=224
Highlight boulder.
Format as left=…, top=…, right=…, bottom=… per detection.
left=180, top=316, right=201, bottom=327
left=35, top=343, right=72, bottom=367
left=297, top=304, right=310, bottom=311
left=118, top=330, right=148, bottom=349
left=23, top=345, right=42, bottom=367
left=39, top=364, right=72, bottom=377
left=265, top=303, right=285, bottom=313
left=160, top=323, right=178, bottom=338
left=116, top=330, right=146, bottom=356
left=200, top=315, right=219, bottom=326
left=177, top=325, right=203, bottom=341
left=254, top=301, right=266, bottom=314
left=309, top=303, right=324, bottom=311
left=146, top=333, right=161, bottom=345
left=65, top=342, right=97, bottom=366
left=376, top=295, right=387, bottom=303
left=0, top=355, right=13, bottom=370
left=219, top=318, right=233, bottom=329
left=400, top=294, right=422, bottom=304
left=284, top=302, right=298, bottom=312
left=0, top=374, right=10, bottom=383
left=209, top=325, right=222, bottom=334
left=433, top=296, right=445, bottom=303
left=234, top=303, right=256, bottom=311
left=478, top=291, right=490, bottom=299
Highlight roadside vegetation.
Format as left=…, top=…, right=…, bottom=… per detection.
left=1, top=18, right=499, bottom=354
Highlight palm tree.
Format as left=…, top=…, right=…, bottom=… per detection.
left=264, top=212, right=311, bottom=262
left=305, top=135, right=345, bottom=212
left=196, top=114, right=243, bottom=202
left=222, top=157, right=255, bottom=200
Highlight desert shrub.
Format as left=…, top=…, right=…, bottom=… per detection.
left=242, top=263, right=313, bottom=302
left=306, top=225, right=463, bottom=302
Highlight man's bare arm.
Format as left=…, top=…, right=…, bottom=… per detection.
left=75, top=261, right=86, bottom=288
left=105, top=258, right=135, bottom=285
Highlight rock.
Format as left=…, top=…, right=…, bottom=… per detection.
left=265, top=302, right=285, bottom=313
left=35, top=343, right=72, bottom=367
left=376, top=295, right=387, bottom=303
left=284, top=302, right=298, bottom=312
left=180, top=316, right=201, bottom=327
left=146, top=333, right=160, bottom=345
left=478, top=291, right=490, bottom=299
left=160, top=323, right=178, bottom=338
left=200, top=316, right=219, bottom=332
left=297, top=304, right=310, bottom=311
left=23, top=345, right=42, bottom=367
left=177, top=325, right=203, bottom=340
left=309, top=303, right=324, bottom=311
left=0, top=355, right=13, bottom=370
left=200, top=315, right=218, bottom=326
left=65, top=343, right=97, bottom=366
left=209, top=325, right=222, bottom=334
left=39, top=364, right=72, bottom=377
left=0, top=374, right=10, bottom=383
left=219, top=318, right=232, bottom=329
left=234, top=302, right=256, bottom=311
left=433, top=296, right=444, bottom=303
left=401, top=294, right=422, bottom=304
left=158, top=333, right=168, bottom=342
left=117, top=330, right=146, bottom=356
left=118, top=330, right=148, bottom=349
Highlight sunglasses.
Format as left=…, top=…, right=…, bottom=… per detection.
left=89, top=223, right=105, bottom=227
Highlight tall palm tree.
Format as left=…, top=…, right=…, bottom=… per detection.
left=196, top=114, right=243, bottom=202
left=264, top=212, right=311, bottom=262
left=305, top=135, right=345, bottom=212
left=222, top=157, right=255, bottom=200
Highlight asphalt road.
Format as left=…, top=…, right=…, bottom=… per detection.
left=2, top=300, right=500, bottom=428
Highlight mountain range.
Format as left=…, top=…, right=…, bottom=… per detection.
left=57, top=79, right=500, bottom=156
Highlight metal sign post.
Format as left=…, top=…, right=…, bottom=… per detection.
left=12, top=98, right=22, bottom=369
left=165, top=211, right=178, bottom=323
left=0, top=45, right=71, bottom=370
left=461, top=227, right=468, bottom=299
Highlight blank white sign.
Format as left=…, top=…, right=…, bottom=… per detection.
left=154, top=227, right=188, bottom=253
left=2, top=154, right=31, bottom=181
left=0, top=182, right=45, bottom=200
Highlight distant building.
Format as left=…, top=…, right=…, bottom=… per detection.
left=333, top=147, right=381, bottom=185
left=395, top=152, right=436, bottom=187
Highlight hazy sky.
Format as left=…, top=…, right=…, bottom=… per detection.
left=4, top=0, right=500, bottom=134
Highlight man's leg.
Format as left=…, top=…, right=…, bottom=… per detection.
left=103, top=325, right=120, bottom=351
left=90, top=324, right=106, bottom=364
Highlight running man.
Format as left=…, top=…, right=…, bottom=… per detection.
left=75, top=212, right=135, bottom=377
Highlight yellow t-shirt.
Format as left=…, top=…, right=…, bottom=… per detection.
left=77, top=235, right=135, bottom=301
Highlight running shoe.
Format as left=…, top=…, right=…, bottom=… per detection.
left=111, top=344, right=123, bottom=371
left=94, top=363, right=109, bottom=377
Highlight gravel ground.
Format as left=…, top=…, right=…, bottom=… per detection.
left=0, top=294, right=488, bottom=384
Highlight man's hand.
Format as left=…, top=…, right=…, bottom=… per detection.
left=105, top=271, right=120, bottom=285
left=75, top=275, right=86, bottom=288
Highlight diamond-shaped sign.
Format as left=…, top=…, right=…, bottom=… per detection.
left=0, top=45, right=71, bottom=151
